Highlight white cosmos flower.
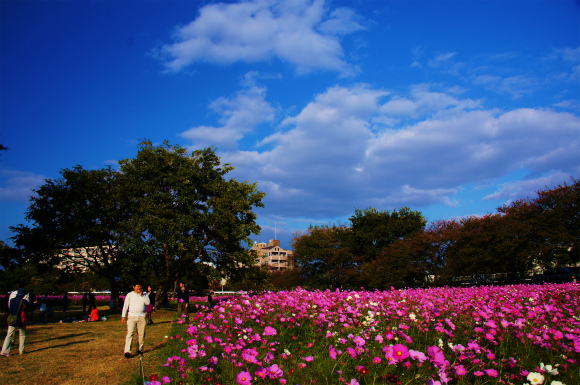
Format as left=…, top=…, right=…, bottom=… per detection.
left=540, top=363, right=559, bottom=375
left=527, top=372, right=545, bottom=384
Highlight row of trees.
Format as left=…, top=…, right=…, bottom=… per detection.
left=288, top=180, right=579, bottom=290
left=2, top=140, right=266, bottom=306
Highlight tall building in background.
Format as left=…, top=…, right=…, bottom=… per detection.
left=252, top=240, right=293, bottom=270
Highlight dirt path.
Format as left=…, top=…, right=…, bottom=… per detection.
left=0, top=306, right=175, bottom=385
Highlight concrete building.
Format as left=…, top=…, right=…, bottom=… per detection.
left=252, top=239, right=293, bottom=270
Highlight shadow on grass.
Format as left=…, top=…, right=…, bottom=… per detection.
left=148, top=321, right=172, bottom=326
left=143, top=341, right=168, bottom=355
left=34, top=332, right=92, bottom=344
left=26, top=339, right=94, bottom=353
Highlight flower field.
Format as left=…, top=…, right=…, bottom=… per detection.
left=149, top=283, right=579, bottom=385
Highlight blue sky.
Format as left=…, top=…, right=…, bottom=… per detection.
left=1, top=0, right=579, bottom=250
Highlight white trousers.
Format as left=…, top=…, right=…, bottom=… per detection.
left=124, top=316, right=146, bottom=353
left=2, top=325, right=26, bottom=355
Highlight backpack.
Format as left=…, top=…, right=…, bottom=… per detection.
left=7, top=298, right=24, bottom=326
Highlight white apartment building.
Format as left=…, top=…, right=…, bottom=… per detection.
left=252, top=239, right=293, bottom=270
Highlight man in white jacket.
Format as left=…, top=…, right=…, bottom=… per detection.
left=121, top=282, right=150, bottom=358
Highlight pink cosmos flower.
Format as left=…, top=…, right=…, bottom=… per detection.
left=427, top=346, right=446, bottom=366
left=349, top=380, right=360, bottom=385
left=236, top=371, right=252, bottom=385
left=266, top=364, right=283, bottom=378
left=485, top=369, right=498, bottom=377
left=372, top=356, right=381, bottom=364
left=254, top=367, right=267, bottom=379
left=353, top=336, right=365, bottom=346
left=474, top=371, right=484, bottom=377
left=409, top=349, right=428, bottom=362
left=329, top=346, right=337, bottom=360
left=392, top=344, right=409, bottom=361
left=426, top=380, right=441, bottom=385
left=161, top=376, right=171, bottom=384
left=263, top=326, right=277, bottom=336
left=455, top=365, right=467, bottom=376
left=304, top=356, right=314, bottom=362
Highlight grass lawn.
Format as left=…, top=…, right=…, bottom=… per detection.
left=0, top=304, right=178, bottom=385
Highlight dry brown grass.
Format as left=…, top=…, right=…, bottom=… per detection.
left=0, top=305, right=176, bottom=385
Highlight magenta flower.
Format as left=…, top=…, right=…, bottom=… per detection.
left=372, top=356, right=381, bottom=365
left=254, top=367, right=267, bottom=379
left=348, top=380, right=360, bottom=385
left=329, top=346, right=337, bottom=360
left=455, top=365, right=467, bottom=376
left=392, top=344, right=409, bottom=361
left=353, top=336, right=365, bottom=346
left=266, top=364, right=283, bottom=378
left=409, top=349, right=428, bottom=362
left=304, top=356, right=314, bottom=362
left=485, top=368, right=498, bottom=377
left=427, top=346, right=446, bottom=366
left=236, top=371, right=252, bottom=385
left=263, top=326, right=277, bottom=336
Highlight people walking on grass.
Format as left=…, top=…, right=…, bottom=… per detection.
left=27, top=289, right=37, bottom=325
left=1, top=282, right=30, bottom=357
left=121, top=282, right=150, bottom=358
left=88, top=292, right=97, bottom=312
left=39, top=298, right=47, bottom=324
left=62, top=293, right=69, bottom=313
left=208, top=290, right=213, bottom=309
left=82, top=293, right=88, bottom=314
left=145, top=285, right=156, bottom=325
left=175, top=281, right=189, bottom=323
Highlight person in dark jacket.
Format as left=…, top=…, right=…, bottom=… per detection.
left=145, top=285, right=156, bottom=325
left=82, top=293, right=89, bottom=313
left=1, top=282, right=30, bottom=356
left=175, top=281, right=189, bottom=323
left=62, top=294, right=69, bottom=313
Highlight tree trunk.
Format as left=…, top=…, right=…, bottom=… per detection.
left=155, top=244, right=174, bottom=308
left=108, top=276, right=121, bottom=308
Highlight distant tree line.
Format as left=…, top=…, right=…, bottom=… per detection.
left=1, top=140, right=266, bottom=307
left=279, top=179, right=579, bottom=290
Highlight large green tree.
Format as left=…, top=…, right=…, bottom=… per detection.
left=118, top=140, right=265, bottom=307
left=292, top=207, right=426, bottom=289
left=10, top=165, right=128, bottom=306
left=292, top=224, right=353, bottom=289
left=348, top=207, right=427, bottom=262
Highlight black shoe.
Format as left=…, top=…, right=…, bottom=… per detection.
left=124, top=352, right=131, bottom=358
left=136, top=350, right=143, bottom=356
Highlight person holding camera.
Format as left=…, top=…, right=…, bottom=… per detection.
left=121, top=282, right=150, bottom=358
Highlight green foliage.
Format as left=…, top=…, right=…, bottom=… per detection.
left=117, top=140, right=265, bottom=305
left=293, top=180, right=579, bottom=289
left=8, top=139, right=265, bottom=305
left=10, top=165, right=127, bottom=304
left=349, top=207, right=427, bottom=262
left=292, top=207, right=427, bottom=289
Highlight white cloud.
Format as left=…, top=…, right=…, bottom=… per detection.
left=482, top=172, right=575, bottom=201
left=183, top=83, right=580, bottom=221
left=157, top=0, right=365, bottom=75
left=0, top=169, right=44, bottom=203
left=180, top=86, right=275, bottom=151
